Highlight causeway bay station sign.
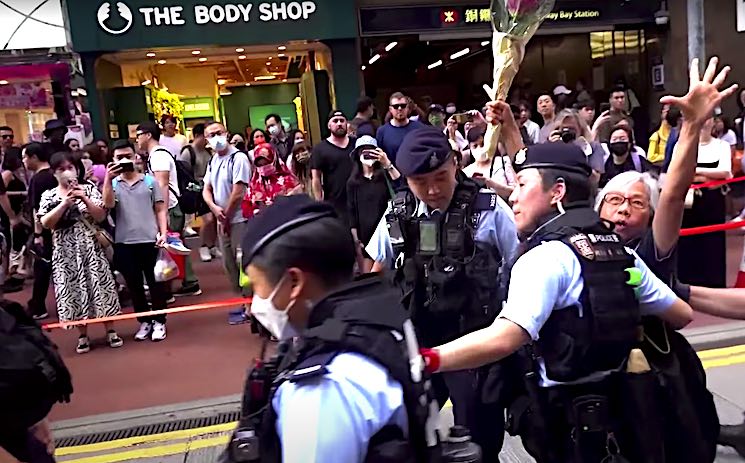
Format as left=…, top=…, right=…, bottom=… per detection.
left=62, top=0, right=357, bottom=52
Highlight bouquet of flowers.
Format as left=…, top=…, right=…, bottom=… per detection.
left=483, top=0, right=555, bottom=158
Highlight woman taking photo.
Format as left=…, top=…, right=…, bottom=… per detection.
left=243, top=143, right=297, bottom=219
left=290, top=142, right=314, bottom=197
left=38, top=152, right=122, bottom=354
left=346, top=136, right=400, bottom=272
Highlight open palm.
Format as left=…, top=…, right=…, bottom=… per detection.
left=661, top=57, right=738, bottom=126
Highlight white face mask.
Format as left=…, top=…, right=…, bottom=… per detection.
left=360, top=155, right=376, bottom=167
left=472, top=146, right=489, bottom=162
left=208, top=135, right=228, bottom=152
left=250, top=276, right=300, bottom=340
left=268, top=125, right=280, bottom=136
left=446, top=105, right=456, bottom=115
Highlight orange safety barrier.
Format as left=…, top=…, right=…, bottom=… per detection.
left=41, top=297, right=252, bottom=331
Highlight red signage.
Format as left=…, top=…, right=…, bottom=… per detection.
left=440, top=8, right=460, bottom=26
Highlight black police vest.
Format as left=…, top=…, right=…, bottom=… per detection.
left=525, top=207, right=641, bottom=383
left=390, top=175, right=504, bottom=346
left=258, top=277, right=438, bottom=463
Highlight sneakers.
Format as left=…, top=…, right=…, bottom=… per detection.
left=164, top=232, right=191, bottom=256
left=228, top=308, right=249, bottom=325
left=166, top=295, right=176, bottom=304
left=134, top=322, right=152, bottom=341
left=199, top=246, right=213, bottom=262
left=211, top=247, right=223, bottom=259
left=151, top=322, right=167, bottom=342
left=107, top=330, right=124, bottom=348
left=76, top=336, right=91, bottom=354
left=184, top=226, right=198, bottom=237
left=174, top=283, right=202, bottom=297
left=32, top=311, right=50, bottom=321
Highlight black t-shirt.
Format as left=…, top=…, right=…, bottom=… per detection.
left=28, top=168, right=57, bottom=212
left=310, top=138, right=355, bottom=217
left=629, top=229, right=677, bottom=286
left=600, top=153, right=654, bottom=187
left=347, top=173, right=391, bottom=244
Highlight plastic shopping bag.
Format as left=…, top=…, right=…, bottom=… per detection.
left=154, top=248, right=179, bottom=282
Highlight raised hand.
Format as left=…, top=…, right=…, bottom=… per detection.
left=660, top=57, right=739, bottom=126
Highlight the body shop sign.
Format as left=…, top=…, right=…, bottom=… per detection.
left=62, top=0, right=356, bottom=52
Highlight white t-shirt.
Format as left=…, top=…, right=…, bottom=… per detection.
left=160, top=134, right=188, bottom=159
left=720, top=129, right=737, bottom=147
left=697, top=138, right=732, bottom=174
left=149, top=146, right=180, bottom=210
left=524, top=120, right=540, bottom=145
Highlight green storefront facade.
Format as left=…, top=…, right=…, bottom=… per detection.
left=61, top=0, right=361, bottom=138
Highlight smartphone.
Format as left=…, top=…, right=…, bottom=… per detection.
left=68, top=177, right=78, bottom=188
left=362, top=150, right=378, bottom=160
left=117, top=161, right=135, bottom=173
left=599, top=102, right=611, bottom=113
left=453, top=113, right=472, bottom=124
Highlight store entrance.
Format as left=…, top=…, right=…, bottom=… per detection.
left=94, top=42, right=334, bottom=144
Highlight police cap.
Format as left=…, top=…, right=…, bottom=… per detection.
left=396, top=127, right=453, bottom=176
left=513, top=143, right=592, bottom=177
left=241, top=195, right=337, bottom=267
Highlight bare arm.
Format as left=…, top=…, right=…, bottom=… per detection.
left=689, top=286, right=745, bottom=320
left=657, top=298, right=694, bottom=330
left=311, top=169, right=324, bottom=201
left=154, top=201, right=168, bottom=238
left=153, top=171, right=170, bottom=210
left=654, top=57, right=738, bottom=257
left=41, top=200, right=71, bottom=230
left=225, top=183, right=245, bottom=218
left=436, top=318, right=530, bottom=372
left=484, top=101, right=524, bottom=165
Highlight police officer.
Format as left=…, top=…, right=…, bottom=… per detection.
left=420, top=135, right=695, bottom=461
left=225, top=194, right=450, bottom=463
left=366, top=126, right=519, bottom=460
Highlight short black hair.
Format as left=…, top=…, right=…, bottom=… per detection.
left=22, top=142, right=48, bottom=162
left=248, top=128, right=269, bottom=150
left=610, top=124, right=635, bottom=144
left=539, top=169, right=593, bottom=205
left=467, top=126, right=486, bottom=144
left=64, top=139, right=79, bottom=149
left=49, top=151, right=75, bottom=171
left=265, top=114, right=281, bottom=125
left=0, top=126, right=12, bottom=132
left=356, top=96, right=374, bottom=114
left=250, top=217, right=356, bottom=288
left=666, top=106, right=682, bottom=127
left=111, top=139, right=135, bottom=152
left=192, top=123, right=206, bottom=137
left=161, top=114, right=178, bottom=125
left=610, top=85, right=626, bottom=96
left=137, top=121, right=160, bottom=141
left=575, top=98, right=596, bottom=110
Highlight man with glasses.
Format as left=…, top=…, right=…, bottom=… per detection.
left=376, top=92, right=425, bottom=166
left=202, top=121, right=252, bottom=325
left=103, top=140, right=169, bottom=342
left=136, top=121, right=200, bottom=300
left=0, top=126, right=14, bottom=157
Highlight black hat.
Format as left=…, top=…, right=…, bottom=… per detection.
left=513, top=143, right=592, bottom=177
left=43, top=119, right=67, bottom=137
left=328, top=110, right=347, bottom=122
left=396, top=127, right=453, bottom=176
left=241, top=195, right=337, bottom=267
left=428, top=104, right=445, bottom=113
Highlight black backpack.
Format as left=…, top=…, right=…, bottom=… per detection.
left=153, top=148, right=201, bottom=214
left=0, top=301, right=72, bottom=431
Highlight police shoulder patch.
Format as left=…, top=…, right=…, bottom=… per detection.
left=514, top=148, right=527, bottom=166
left=569, top=233, right=595, bottom=260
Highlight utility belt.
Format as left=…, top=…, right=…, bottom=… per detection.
left=506, top=356, right=666, bottom=463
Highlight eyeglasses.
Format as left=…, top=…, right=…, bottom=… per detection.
left=390, top=104, right=407, bottom=110
left=603, top=194, right=649, bottom=210
left=1, top=134, right=13, bottom=140
left=135, top=131, right=148, bottom=137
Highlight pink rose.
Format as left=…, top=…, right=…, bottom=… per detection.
left=507, top=0, right=540, bottom=15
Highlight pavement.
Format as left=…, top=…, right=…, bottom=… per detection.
left=5, top=232, right=745, bottom=462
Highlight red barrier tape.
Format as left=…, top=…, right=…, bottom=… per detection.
left=680, top=220, right=745, bottom=236
left=41, top=297, right=252, bottom=331
left=690, top=175, right=745, bottom=190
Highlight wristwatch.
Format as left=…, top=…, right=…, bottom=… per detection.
left=384, top=164, right=395, bottom=171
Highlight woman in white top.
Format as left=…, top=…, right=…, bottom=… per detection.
left=461, top=126, right=515, bottom=199
left=713, top=115, right=737, bottom=149
left=678, top=115, right=732, bottom=289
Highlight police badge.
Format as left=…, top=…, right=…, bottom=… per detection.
left=569, top=234, right=595, bottom=260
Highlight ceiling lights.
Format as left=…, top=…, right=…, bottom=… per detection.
left=245, top=83, right=251, bottom=86
left=141, top=79, right=151, bottom=86
left=255, top=75, right=276, bottom=81
left=238, top=55, right=246, bottom=60
left=192, top=50, right=201, bottom=55
left=428, top=60, right=443, bottom=70
left=266, top=61, right=271, bottom=66
left=450, top=48, right=470, bottom=60
left=278, top=53, right=285, bottom=58
left=217, top=79, right=227, bottom=85
left=361, top=65, right=366, bottom=71
left=198, top=57, right=207, bottom=62
left=481, top=40, right=490, bottom=46
left=278, top=45, right=287, bottom=51
left=369, top=54, right=381, bottom=64
left=146, top=52, right=156, bottom=57
left=236, top=48, right=245, bottom=53
left=0, top=80, right=8, bottom=85
left=385, top=42, right=398, bottom=52
left=157, top=59, right=167, bottom=65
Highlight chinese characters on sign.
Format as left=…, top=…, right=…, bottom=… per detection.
left=464, top=8, right=491, bottom=23
left=464, top=7, right=600, bottom=23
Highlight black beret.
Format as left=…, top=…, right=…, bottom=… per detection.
left=396, top=127, right=453, bottom=176
left=241, top=195, right=337, bottom=267
left=513, top=143, right=592, bottom=177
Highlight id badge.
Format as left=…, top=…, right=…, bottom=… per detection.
left=418, top=220, right=440, bottom=255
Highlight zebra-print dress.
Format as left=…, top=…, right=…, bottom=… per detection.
left=37, top=185, right=121, bottom=324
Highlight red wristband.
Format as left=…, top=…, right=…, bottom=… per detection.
left=420, top=348, right=441, bottom=374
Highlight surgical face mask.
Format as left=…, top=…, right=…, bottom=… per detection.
left=208, top=135, right=228, bottom=152
left=250, top=276, right=299, bottom=340
left=472, top=146, right=489, bottom=163
left=609, top=141, right=630, bottom=156
left=268, top=125, right=280, bottom=136
left=446, top=105, right=456, bottom=115
left=257, top=163, right=277, bottom=177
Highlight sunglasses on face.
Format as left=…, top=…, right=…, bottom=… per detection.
left=390, top=104, right=407, bottom=110
left=1, top=134, right=13, bottom=140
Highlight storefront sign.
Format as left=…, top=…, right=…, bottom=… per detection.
left=0, top=82, right=53, bottom=110
left=360, top=0, right=661, bottom=36
left=63, top=0, right=356, bottom=52
left=183, top=97, right=215, bottom=118
left=0, top=0, right=66, bottom=50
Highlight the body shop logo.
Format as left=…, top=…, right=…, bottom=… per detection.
left=97, top=2, right=134, bottom=35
